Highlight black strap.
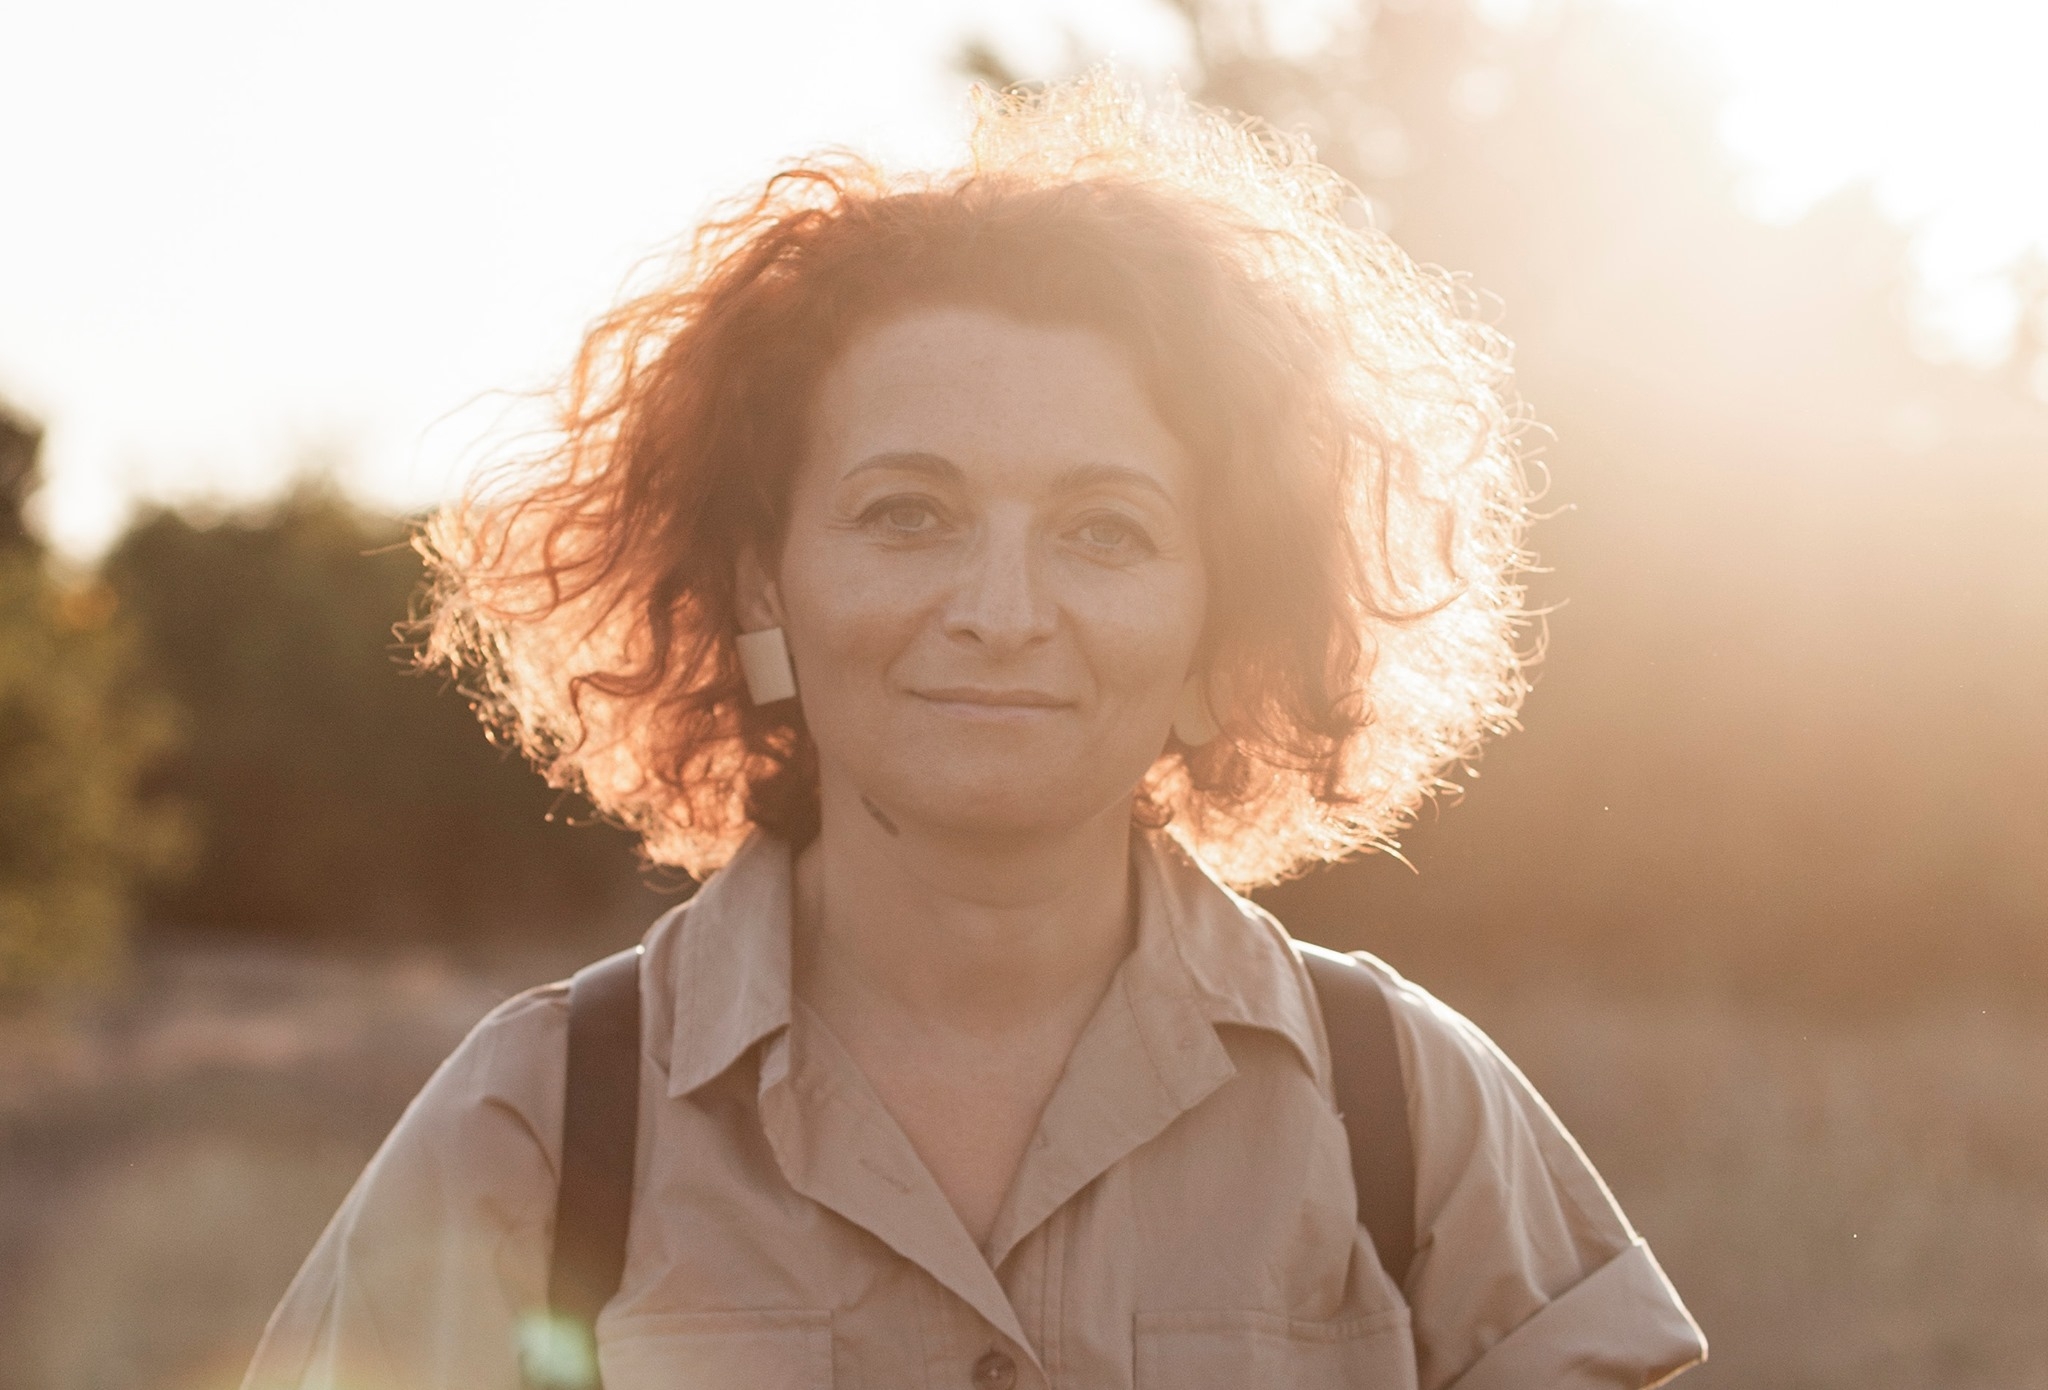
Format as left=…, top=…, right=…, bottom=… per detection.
left=534, top=936, right=1415, bottom=1385
left=532, top=945, right=643, bottom=1390
left=1301, top=942, right=1419, bottom=1292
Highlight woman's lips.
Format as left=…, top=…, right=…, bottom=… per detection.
left=911, top=687, right=1073, bottom=720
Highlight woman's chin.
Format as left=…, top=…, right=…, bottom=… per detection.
left=882, top=774, right=1133, bottom=845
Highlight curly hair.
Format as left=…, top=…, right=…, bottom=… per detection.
left=417, top=73, right=1533, bottom=889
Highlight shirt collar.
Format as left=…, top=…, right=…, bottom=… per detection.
left=651, top=826, right=1326, bottom=1101
left=1134, top=830, right=1329, bottom=1087
left=658, top=831, right=798, bottom=1099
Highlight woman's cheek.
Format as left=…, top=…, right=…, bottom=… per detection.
left=786, top=529, right=922, bottom=632
left=1083, top=569, right=1206, bottom=711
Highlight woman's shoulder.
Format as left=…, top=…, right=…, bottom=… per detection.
left=455, top=974, right=574, bottom=1059
left=1326, top=951, right=1632, bottom=1252
left=239, top=979, right=583, bottom=1390
left=1339, top=957, right=1594, bottom=1181
left=427, top=977, right=573, bottom=1134
left=1327, top=950, right=1706, bottom=1388
left=412, top=895, right=701, bottom=1165
left=320, top=975, right=578, bottom=1229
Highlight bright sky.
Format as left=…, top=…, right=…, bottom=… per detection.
left=3, top=0, right=2042, bottom=559
left=1646, top=0, right=2048, bottom=362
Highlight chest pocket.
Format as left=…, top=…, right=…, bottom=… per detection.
left=599, top=1309, right=833, bottom=1390
left=1134, top=1307, right=1417, bottom=1389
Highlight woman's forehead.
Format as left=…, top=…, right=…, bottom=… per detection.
left=803, top=305, right=1194, bottom=499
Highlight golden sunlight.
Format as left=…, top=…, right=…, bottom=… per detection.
left=1643, top=0, right=2048, bottom=359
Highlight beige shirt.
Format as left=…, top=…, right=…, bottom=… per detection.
left=244, top=832, right=1704, bottom=1390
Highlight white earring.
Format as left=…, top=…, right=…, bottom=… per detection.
left=1172, top=675, right=1221, bottom=747
left=735, top=627, right=797, bottom=705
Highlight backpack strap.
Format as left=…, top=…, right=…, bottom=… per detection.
left=529, top=945, right=644, bottom=1390
left=1299, top=942, right=1418, bottom=1293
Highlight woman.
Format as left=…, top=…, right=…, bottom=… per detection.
left=246, top=76, right=1704, bottom=1390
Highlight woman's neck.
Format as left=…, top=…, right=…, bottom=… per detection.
left=792, top=777, right=1138, bottom=1039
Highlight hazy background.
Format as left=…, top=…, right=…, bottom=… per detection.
left=2, top=0, right=2044, bottom=1386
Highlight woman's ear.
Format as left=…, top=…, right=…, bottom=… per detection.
left=734, top=544, right=784, bottom=632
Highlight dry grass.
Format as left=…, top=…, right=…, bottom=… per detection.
left=0, top=942, right=565, bottom=1390
left=1479, top=989, right=2048, bottom=1389
left=2, top=946, right=2043, bottom=1390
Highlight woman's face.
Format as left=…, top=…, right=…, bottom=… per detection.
left=752, top=304, right=1207, bottom=841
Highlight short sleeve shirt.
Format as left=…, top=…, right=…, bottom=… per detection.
left=242, top=831, right=1705, bottom=1390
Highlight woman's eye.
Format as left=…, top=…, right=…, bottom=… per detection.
left=1072, top=514, right=1153, bottom=558
left=863, top=498, right=942, bottom=536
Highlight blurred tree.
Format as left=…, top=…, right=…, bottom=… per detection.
left=0, top=402, right=188, bottom=994
left=0, top=402, right=38, bottom=548
left=101, top=480, right=663, bottom=944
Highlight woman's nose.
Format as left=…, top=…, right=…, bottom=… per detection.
left=941, top=525, right=1057, bottom=654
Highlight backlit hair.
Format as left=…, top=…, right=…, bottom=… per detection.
left=418, top=73, right=1533, bottom=888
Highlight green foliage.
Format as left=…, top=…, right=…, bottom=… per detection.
left=101, top=480, right=659, bottom=942
left=0, top=552, right=189, bottom=992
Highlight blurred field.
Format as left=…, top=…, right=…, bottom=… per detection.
left=0, top=940, right=588, bottom=1390
left=2, top=940, right=2043, bottom=1390
left=1482, top=987, right=2048, bottom=1388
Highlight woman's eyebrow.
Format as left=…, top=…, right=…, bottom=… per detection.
left=842, top=450, right=959, bottom=484
left=842, top=452, right=1177, bottom=509
left=1058, top=461, right=1178, bottom=508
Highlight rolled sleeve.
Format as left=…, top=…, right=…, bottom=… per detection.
left=1446, top=1242, right=1706, bottom=1390
left=1358, top=955, right=1706, bottom=1389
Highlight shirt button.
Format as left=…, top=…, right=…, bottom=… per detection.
left=971, top=1349, right=1017, bottom=1390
